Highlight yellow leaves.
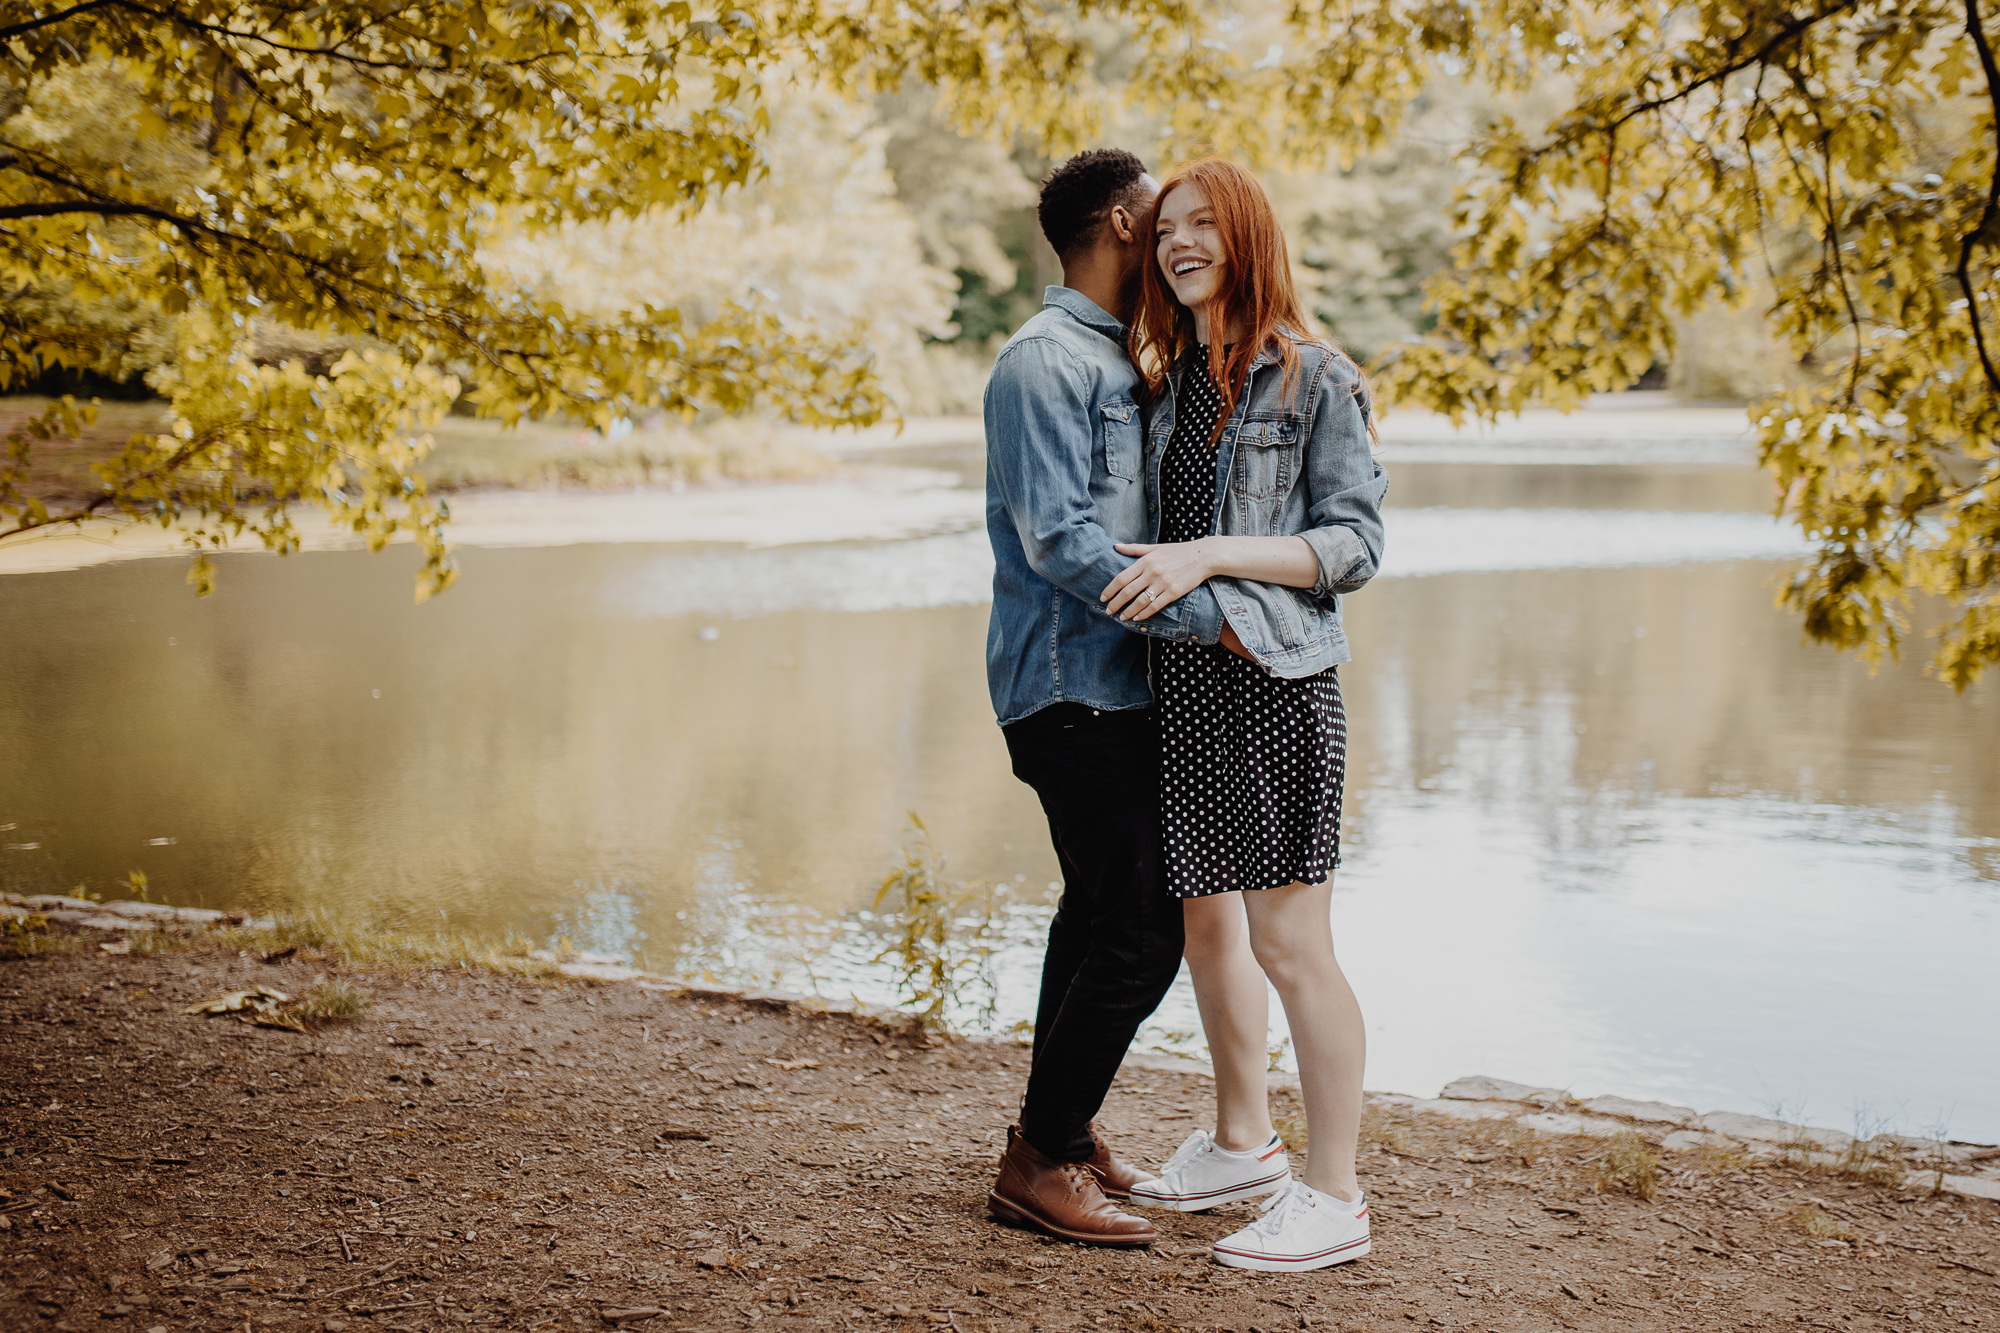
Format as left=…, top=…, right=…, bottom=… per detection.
left=3, top=0, right=1994, bottom=683
left=1329, top=0, right=2000, bottom=684
left=607, top=74, right=653, bottom=105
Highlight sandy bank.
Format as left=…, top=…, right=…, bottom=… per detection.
left=0, top=403, right=1769, bottom=579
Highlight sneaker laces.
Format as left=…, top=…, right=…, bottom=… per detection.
left=1244, top=1178, right=1313, bottom=1236
left=1155, top=1130, right=1211, bottom=1178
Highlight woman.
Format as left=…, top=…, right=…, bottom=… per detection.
left=1097, top=157, right=1387, bottom=1272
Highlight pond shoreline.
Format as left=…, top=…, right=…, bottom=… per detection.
left=3, top=921, right=1997, bottom=1333
left=0, top=401, right=1767, bottom=578
left=9, top=891, right=1997, bottom=1207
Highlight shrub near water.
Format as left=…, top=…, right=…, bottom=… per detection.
left=1595, top=1130, right=1661, bottom=1201
left=871, top=815, right=1001, bottom=1033
left=0, top=913, right=83, bottom=958
left=298, top=979, right=370, bottom=1023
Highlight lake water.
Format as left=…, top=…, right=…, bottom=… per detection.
left=4, top=426, right=1996, bottom=1141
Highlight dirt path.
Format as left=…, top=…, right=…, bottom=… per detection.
left=3, top=942, right=1995, bottom=1333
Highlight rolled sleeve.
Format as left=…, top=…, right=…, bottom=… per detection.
left=1302, top=360, right=1388, bottom=599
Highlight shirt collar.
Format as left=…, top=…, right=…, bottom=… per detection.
left=1042, top=286, right=1126, bottom=339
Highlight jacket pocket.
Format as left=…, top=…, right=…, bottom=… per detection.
left=1231, top=417, right=1301, bottom=501
left=1100, top=398, right=1140, bottom=480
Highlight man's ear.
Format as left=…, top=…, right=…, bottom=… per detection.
left=1108, top=205, right=1137, bottom=245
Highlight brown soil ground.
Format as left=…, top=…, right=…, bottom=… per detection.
left=3, top=941, right=1996, bottom=1333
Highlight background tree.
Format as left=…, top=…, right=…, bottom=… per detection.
left=6, top=0, right=1994, bottom=686
left=0, top=0, right=1235, bottom=594
left=0, top=3, right=909, bottom=592
left=1266, top=0, right=1998, bottom=686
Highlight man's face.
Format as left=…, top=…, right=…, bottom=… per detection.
left=1116, top=174, right=1163, bottom=294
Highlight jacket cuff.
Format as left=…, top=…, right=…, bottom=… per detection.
left=1173, top=583, right=1225, bottom=645
left=1302, top=526, right=1372, bottom=598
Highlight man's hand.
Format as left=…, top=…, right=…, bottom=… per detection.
left=1102, top=540, right=1216, bottom=620
left=1218, top=621, right=1254, bottom=660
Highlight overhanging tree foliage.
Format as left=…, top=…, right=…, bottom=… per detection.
left=3, top=0, right=1996, bottom=686
left=1278, top=0, right=1999, bottom=687
left=1, top=0, right=913, bottom=594
left=0, top=0, right=1232, bottom=594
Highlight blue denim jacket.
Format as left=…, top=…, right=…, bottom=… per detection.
left=1143, top=334, right=1388, bottom=677
left=984, top=288, right=1226, bottom=725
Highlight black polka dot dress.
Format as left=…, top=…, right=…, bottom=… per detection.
left=1155, top=352, right=1347, bottom=898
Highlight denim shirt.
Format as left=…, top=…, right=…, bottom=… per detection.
left=1143, top=334, right=1388, bottom=677
left=984, top=288, right=1226, bottom=725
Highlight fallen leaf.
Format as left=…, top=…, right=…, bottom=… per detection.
left=655, top=1128, right=709, bottom=1142
left=599, top=1308, right=665, bottom=1324
left=182, top=986, right=291, bottom=1016
left=763, top=1058, right=821, bottom=1071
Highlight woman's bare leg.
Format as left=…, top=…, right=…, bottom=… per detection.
left=1180, top=892, right=1276, bottom=1152
left=1243, top=880, right=1364, bottom=1200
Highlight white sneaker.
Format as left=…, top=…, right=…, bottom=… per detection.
left=1211, top=1178, right=1370, bottom=1272
left=1127, top=1130, right=1291, bottom=1211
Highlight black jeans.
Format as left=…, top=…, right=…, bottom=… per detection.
left=1003, top=703, right=1185, bottom=1162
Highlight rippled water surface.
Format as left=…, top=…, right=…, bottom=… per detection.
left=4, top=437, right=1996, bottom=1139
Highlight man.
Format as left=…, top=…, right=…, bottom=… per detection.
left=982, top=149, right=1230, bottom=1246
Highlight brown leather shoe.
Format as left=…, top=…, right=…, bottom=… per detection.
left=1083, top=1121, right=1148, bottom=1200
left=989, top=1125, right=1155, bottom=1247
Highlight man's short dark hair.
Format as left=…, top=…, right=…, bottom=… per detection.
left=1038, top=149, right=1151, bottom=259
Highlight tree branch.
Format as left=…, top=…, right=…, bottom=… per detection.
left=99, top=0, right=677, bottom=74
left=1957, top=0, right=2000, bottom=401
left=0, top=0, right=115, bottom=43
left=1600, top=0, right=1865, bottom=135
left=0, top=201, right=171, bottom=221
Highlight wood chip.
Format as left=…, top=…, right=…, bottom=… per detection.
left=1941, top=1258, right=1998, bottom=1277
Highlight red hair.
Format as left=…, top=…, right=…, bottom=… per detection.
left=1127, top=157, right=1325, bottom=437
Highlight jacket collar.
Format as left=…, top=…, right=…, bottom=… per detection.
left=1042, top=286, right=1126, bottom=339
left=1177, top=328, right=1298, bottom=378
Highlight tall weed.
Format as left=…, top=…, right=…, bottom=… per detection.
left=1595, top=1130, right=1660, bottom=1200
left=871, top=815, right=1000, bottom=1032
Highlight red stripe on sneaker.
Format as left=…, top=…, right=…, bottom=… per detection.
left=1257, top=1141, right=1284, bottom=1161
left=1212, top=1235, right=1370, bottom=1264
left=1132, top=1168, right=1290, bottom=1203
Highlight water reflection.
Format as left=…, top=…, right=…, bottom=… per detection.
left=1, top=463, right=1994, bottom=1139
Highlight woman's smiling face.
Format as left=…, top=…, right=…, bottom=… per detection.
left=1156, top=182, right=1223, bottom=314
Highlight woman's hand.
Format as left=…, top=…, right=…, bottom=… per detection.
left=1102, top=540, right=1217, bottom=620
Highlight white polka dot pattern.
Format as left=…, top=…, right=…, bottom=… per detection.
left=1156, top=352, right=1346, bottom=898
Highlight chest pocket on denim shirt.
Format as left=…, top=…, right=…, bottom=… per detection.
left=1100, top=399, right=1140, bottom=480
left=1232, top=417, right=1301, bottom=500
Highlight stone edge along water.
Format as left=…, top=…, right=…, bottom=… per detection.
left=9, top=892, right=1999, bottom=1204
